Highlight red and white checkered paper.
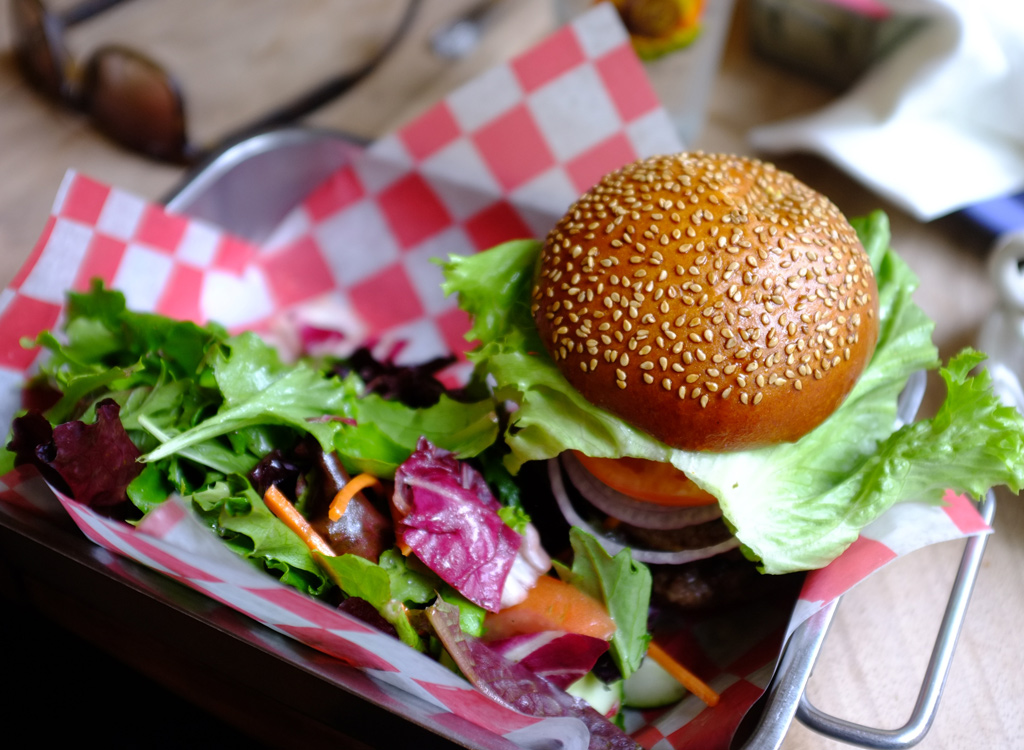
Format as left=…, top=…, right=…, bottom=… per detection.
left=0, top=5, right=991, bottom=749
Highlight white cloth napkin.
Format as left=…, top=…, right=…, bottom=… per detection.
left=748, top=0, right=1024, bottom=221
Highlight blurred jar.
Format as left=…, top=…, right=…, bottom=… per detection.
left=556, top=0, right=735, bottom=146
left=748, top=0, right=924, bottom=89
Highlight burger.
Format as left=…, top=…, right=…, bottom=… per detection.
left=442, top=151, right=1024, bottom=601
left=533, top=152, right=877, bottom=604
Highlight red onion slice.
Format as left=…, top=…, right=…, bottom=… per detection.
left=548, top=459, right=739, bottom=565
left=560, top=452, right=722, bottom=530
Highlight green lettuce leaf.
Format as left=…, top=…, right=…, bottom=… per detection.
left=142, top=329, right=498, bottom=477
left=334, top=391, right=499, bottom=477
left=553, top=527, right=651, bottom=680
left=191, top=482, right=331, bottom=596
left=442, top=212, right=1024, bottom=574
left=315, top=550, right=433, bottom=649
left=140, top=362, right=361, bottom=463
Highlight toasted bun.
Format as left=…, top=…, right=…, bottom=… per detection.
left=531, top=153, right=878, bottom=452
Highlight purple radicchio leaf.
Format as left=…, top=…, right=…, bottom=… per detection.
left=392, top=437, right=521, bottom=612
left=427, top=599, right=638, bottom=750
left=8, top=399, right=142, bottom=509
left=486, top=631, right=611, bottom=690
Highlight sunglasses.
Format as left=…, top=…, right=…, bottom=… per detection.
left=12, top=0, right=421, bottom=165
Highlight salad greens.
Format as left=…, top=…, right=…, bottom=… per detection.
left=1, top=279, right=654, bottom=702
left=442, top=212, right=1024, bottom=574
left=0, top=281, right=493, bottom=603
left=3, top=281, right=499, bottom=484
left=554, top=528, right=652, bottom=680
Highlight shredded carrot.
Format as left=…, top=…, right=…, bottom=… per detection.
left=264, top=485, right=335, bottom=558
left=483, top=575, right=617, bottom=642
left=329, top=472, right=383, bottom=521
left=647, top=641, right=720, bottom=707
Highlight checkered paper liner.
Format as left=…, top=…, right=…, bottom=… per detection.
left=0, top=5, right=991, bottom=748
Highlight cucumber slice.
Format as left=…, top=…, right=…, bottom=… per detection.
left=566, top=672, right=623, bottom=717
left=622, top=656, right=687, bottom=708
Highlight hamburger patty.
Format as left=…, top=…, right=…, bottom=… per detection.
left=650, top=550, right=791, bottom=610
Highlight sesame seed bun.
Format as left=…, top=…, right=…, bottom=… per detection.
left=531, top=153, right=879, bottom=452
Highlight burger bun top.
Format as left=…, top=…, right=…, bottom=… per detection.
left=530, top=152, right=879, bottom=452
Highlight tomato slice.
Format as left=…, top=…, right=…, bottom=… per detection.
left=572, top=452, right=718, bottom=507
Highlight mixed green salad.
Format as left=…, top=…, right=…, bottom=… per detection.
left=0, top=280, right=652, bottom=746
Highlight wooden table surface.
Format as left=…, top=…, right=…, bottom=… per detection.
left=1, top=1, right=1020, bottom=748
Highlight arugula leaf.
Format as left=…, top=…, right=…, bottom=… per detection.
left=141, top=363, right=361, bottom=462
left=355, top=392, right=498, bottom=457
left=316, top=550, right=436, bottom=650
left=137, top=415, right=257, bottom=476
left=192, top=483, right=331, bottom=597
left=553, top=528, right=651, bottom=680
left=142, top=334, right=498, bottom=477
left=379, top=548, right=438, bottom=604
left=212, top=331, right=292, bottom=405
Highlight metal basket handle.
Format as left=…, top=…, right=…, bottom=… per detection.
left=795, top=489, right=996, bottom=748
left=795, top=231, right=1024, bottom=745
left=735, top=489, right=995, bottom=750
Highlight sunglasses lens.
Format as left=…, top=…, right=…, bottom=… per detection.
left=83, top=48, right=190, bottom=163
left=11, top=0, right=70, bottom=98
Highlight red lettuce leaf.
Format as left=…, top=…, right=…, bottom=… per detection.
left=427, top=599, right=638, bottom=750
left=8, top=399, right=142, bottom=509
left=392, top=437, right=521, bottom=612
left=486, top=631, right=611, bottom=690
